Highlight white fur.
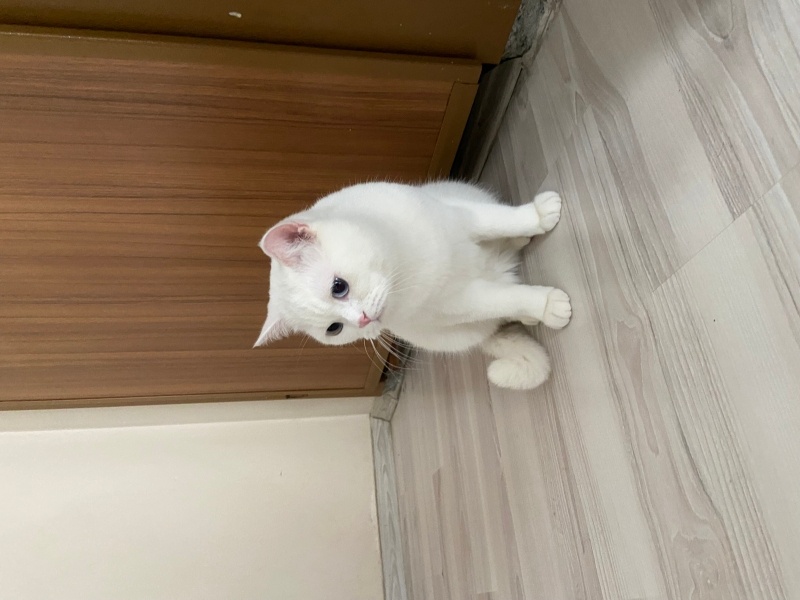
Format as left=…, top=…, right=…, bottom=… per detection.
left=255, top=181, right=571, bottom=390
left=483, top=324, right=551, bottom=390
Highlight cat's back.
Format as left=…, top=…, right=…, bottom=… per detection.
left=419, top=180, right=499, bottom=206
left=312, top=181, right=497, bottom=215
left=308, top=182, right=466, bottom=248
left=312, top=182, right=431, bottom=217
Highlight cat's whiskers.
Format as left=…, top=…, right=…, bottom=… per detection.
left=352, top=339, right=386, bottom=375
left=387, top=272, right=417, bottom=290
left=385, top=266, right=415, bottom=286
left=378, top=332, right=418, bottom=360
left=388, top=283, right=425, bottom=295
left=298, top=333, right=312, bottom=357
left=386, top=268, right=425, bottom=291
left=376, top=335, right=422, bottom=369
left=364, top=339, right=398, bottom=370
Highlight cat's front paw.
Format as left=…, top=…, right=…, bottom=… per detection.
left=541, top=288, right=571, bottom=329
left=533, top=191, right=562, bottom=233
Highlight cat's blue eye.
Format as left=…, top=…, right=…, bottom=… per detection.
left=331, top=277, right=349, bottom=299
left=326, top=322, right=344, bottom=336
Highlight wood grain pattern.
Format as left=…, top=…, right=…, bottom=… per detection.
left=389, top=0, right=800, bottom=597
left=647, top=0, right=800, bottom=216
left=0, top=31, right=478, bottom=408
left=522, top=2, right=736, bottom=290
left=0, top=0, right=519, bottom=64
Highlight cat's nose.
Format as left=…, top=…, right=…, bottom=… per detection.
left=358, top=312, right=372, bottom=328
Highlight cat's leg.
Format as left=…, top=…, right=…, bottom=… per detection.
left=449, top=281, right=571, bottom=329
left=482, top=323, right=551, bottom=389
left=457, top=191, right=563, bottom=241
left=508, top=236, right=532, bottom=251
left=531, top=192, right=563, bottom=232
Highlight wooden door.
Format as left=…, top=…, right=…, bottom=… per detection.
left=0, top=28, right=479, bottom=409
left=0, top=0, right=520, bottom=64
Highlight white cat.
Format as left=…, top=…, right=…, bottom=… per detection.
left=254, top=181, right=571, bottom=389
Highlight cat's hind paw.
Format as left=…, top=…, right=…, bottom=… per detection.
left=541, top=288, right=571, bottom=329
left=487, top=357, right=549, bottom=390
left=533, top=191, right=562, bottom=234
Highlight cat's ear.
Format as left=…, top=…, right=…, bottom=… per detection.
left=258, top=222, right=315, bottom=266
left=253, top=311, right=291, bottom=347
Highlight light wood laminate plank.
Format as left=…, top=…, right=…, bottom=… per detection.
left=389, top=0, right=800, bottom=597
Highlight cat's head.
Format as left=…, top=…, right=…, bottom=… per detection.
left=254, top=219, right=391, bottom=347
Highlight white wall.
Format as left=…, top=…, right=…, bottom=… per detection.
left=0, top=398, right=383, bottom=600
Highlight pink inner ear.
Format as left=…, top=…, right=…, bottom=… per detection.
left=258, top=222, right=314, bottom=265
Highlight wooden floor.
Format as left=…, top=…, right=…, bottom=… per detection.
left=390, top=0, right=800, bottom=598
